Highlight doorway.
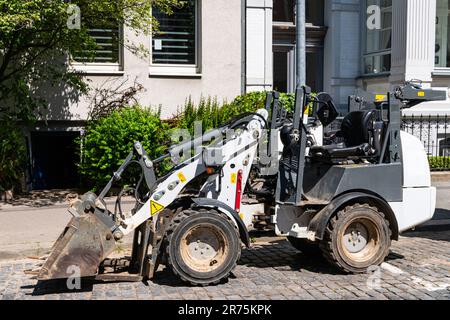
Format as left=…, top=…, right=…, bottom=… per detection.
left=272, top=0, right=326, bottom=93
left=273, top=45, right=295, bottom=93
left=273, top=46, right=324, bottom=93
left=306, top=50, right=324, bottom=93
left=31, top=131, right=80, bottom=190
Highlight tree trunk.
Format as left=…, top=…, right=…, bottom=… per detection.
left=1, top=190, right=14, bottom=202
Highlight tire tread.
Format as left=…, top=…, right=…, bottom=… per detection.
left=164, top=208, right=241, bottom=286
left=319, top=203, right=392, bottom=273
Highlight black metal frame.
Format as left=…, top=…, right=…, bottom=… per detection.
left=276, top=84, right=406, bottom=208
left=95, top=209, right=171, bottom=282
left=97, top=142, right=158, bottom=203
left=275, top=86, right=311, bottom=206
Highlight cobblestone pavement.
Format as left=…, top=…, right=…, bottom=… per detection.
left=0, top=227, right=449, bottom=300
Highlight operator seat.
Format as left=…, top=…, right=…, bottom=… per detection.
left=310, top=109, right=378, bottom=162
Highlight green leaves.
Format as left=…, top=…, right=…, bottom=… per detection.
left=428, top=156, right=450, bottom=170
left=77, top=91, right=295, bottom=190
left=0, top=120, right=26, bottom=192
left=174, top=91, right=296, bottom=134
left=78, top=106, right=170, bottom=189
left=0, top=0, right=182, bottom=122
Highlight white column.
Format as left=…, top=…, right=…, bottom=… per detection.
left=390, top=0, right=436, bottom=87
left=246, top=0, right=273, bottom=92
left=323, top=0, right=361, bottom=111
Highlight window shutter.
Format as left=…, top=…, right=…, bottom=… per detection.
left=74, top=27, right=120, bottom=64
left=152, top=1, right=196, bottom=65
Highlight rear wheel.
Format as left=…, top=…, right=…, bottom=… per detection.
left=287, top=237, right=321, bottom=256
left=164, top=208, right=241, bottom=286
left=319, top=203, right=391, bottom=273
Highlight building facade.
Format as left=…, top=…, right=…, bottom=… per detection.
left=27, top=0, right=450, bottom=189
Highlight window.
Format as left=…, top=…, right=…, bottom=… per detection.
left=436, top=0, right=450, bottom=67
left=272, top=0, right=326, bottom=93
left=152, top=0, right=197, bottom=66
left=72, top=21, right=121, bottom=65
left=273, top=0, right=324, bottom=25
left=306, top=0, right=324, bottom=26
left=439, top=137, right=450, bottom=156
left=363, top=0, right=392, bottom=75
left=273, top=0, right=295, bottom=23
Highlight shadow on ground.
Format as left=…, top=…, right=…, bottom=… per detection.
left=23, top=278, right=95, bottom=296
left=0, top=190, right=81, bottom=209
left=239, top=238, right=403, bottom=272
left=22, top=235, right=406, bottom=294
left=403, top=208, right=450, bottom=242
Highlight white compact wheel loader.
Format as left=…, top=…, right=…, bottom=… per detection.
left=36, top=83, right=446, bottom=285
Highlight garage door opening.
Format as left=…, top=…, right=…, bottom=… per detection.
left=31, top=131, right=80, bottom=190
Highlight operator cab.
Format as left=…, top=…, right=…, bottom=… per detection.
left=307, top=93, right=385, bottom=164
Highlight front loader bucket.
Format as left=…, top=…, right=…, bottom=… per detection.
left=37, top=214, right=116, bottom=280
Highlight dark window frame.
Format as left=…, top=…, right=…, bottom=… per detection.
left=151, top=0, right=199, bottom=67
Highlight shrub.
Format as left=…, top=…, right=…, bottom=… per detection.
left=428, top=156, right=450, bottom=170
left=78, top=106, right=170, bottom=190
left=175, top=91, right=296, bottom=133
left=78, top=91, right=303, bottom=190
left=175, top=96, right=223, bottom=134
left=0, top=121, right=26, bottom=193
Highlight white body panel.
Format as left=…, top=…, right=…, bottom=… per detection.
left=240, top=203, right=266, bottom=230
left=389, top=131, right=436, bottom=233
left=390, top=187, right=436, bottom=233
left=119, top=154, right=206, bottom=234
left=401, top=131, right=431, bottom=188
left=309, top=123, right=323, bottom=147
left=200, top=112, right=267, bottom=209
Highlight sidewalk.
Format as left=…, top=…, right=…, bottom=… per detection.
left=0, top=189, right=78, bottom=211
left=0, top=190, right=136, bottom=260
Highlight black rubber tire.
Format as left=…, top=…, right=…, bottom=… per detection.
left=319, top=203, right=392, bottom=273
left=287, top=237, right=322, bottom=256
left=164, top=208, right=241, bottom=286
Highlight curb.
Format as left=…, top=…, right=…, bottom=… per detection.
left=0, top=237, right=135, bottom=262
left=0, top=200, right=136, bottom=213
left=431, top=172, right=450, bottom=183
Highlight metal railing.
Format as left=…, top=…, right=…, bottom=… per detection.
left=401, top=115, right=450, bottom=171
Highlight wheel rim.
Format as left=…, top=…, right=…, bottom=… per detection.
left=180, top=223, right=229, bottom=273
left=339, top=217, right=380, bottom=263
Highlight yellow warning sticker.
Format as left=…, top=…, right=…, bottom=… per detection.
left=375, top=94, right=386, bottom=102
left=150, top=200, right=164, bottom=216
left=418, top=91, right=425, bottom=97
left=231, top=173, right=237, bottom=184
left=177, top=172, right=187, bottom=183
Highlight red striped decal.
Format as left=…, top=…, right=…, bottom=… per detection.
left=235, top=170, right=243, bottom=212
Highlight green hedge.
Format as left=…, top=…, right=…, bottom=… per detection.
left=79, top=91, right=296, bottom=190
left=0, top=121, right=26, bottom=192
left=428, top=157, right=450, bottom=170
left=78, top=106, right=170, bottom=189
left=174, top=91, right=295, bottom=133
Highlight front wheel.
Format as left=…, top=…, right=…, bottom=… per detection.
left=164, top=208, right=241, bottom=286
left=320, top=203, right=392, bottom=273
